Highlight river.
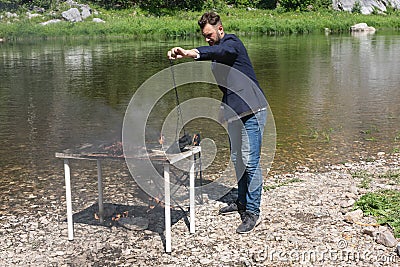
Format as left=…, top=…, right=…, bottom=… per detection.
left=1, top=32, right=399, bottom=215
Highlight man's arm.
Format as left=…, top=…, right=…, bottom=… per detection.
left=167, top=47, right=199, bottom=60
left=196, top=37, right=239, bottom=62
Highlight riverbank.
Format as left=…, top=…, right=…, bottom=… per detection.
left=1, top=6, right=400, bottom=40
left=0, top=153, right=399, bottom=266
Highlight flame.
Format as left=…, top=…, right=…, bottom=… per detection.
left=158, top=134, right=165, bottom=145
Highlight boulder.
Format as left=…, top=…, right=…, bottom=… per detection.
left=350, top=23, right=376, bottom=32
left=62, top=8, right=82, bottom=22
left=333, top=0, right=400, bottom=14
left=81, top=6, right=92, bottom=19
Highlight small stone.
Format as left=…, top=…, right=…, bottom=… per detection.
left=362, top=226, right=376, bottom=237
left=377, top=152, right=385, bottom=157
left=288, top=236, right=299, bottom=243
left=344, top=192, right=357, bottom=199
left=39, top=216, right=49, bottom=225
left=55, top=251, right=65, bottom=256
left=349, top=186, right=359, bottom=195
left=40, top=19, right=63, bottom=25
left=200, top=258, right=212, bottom=265
left=340, top=199, right=356, bottom=208
left=92, top=18, right=105, bottom=23
left=118, top=217, right=149, bottom=231
left=375, top=231, right=397, bottom=247
left=344, top=209, right=363, bottom=223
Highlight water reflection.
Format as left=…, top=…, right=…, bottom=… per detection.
left=249, top=33, right=400, bottom=171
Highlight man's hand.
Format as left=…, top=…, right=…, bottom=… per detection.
left=167, top=47, right=199, bottom=60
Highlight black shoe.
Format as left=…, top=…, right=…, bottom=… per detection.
left=236, top=211, right=261, bottom=234
left=219, top=201, right=245, bottom=216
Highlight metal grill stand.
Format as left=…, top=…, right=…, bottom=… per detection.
left=55, top=145, right=201, bottom=253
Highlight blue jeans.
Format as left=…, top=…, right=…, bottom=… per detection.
left=228, top=110, right=267, bottom=216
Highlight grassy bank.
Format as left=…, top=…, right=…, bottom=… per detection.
left=1, top=7, right=400, bottom=40
left=355, top=189, right=400, bottom=238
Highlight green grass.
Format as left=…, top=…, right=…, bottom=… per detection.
left=1, top=7, right=400, bottom=39
left=354, top=189, right=400, bottom=238
left=395, top=131, right=400, bottom=142
left=378, top=169, right=400, bottom=185
left=264, top=178, right=303, bottom=191
left=307, top=127, right=337, bottom=142
left=360, top=125, right=379, bottom=142
left=351, top=170, right=372, bottom=189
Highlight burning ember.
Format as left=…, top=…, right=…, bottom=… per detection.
left=148, top=195, right=166, bottom=209
left=94, top=210, right=129, bottom=221
left=158, top=134, right=165, bottom=145
left=102, top=141, right=123, bottom=157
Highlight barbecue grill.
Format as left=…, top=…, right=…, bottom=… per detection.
left=56, top=144, right=201, bottom=253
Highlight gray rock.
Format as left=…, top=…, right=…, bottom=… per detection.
left=349, top=185, right=359, bottom=195
left=92, top=18, right=105, bottom=23
left=375, top=230, right=398, bottom=247
left=118, top=217, right=149, bottom=231
left=344, top=209, right=363, bottom=223
left=40, top=19, right=62, bottom=26
left=333, top=0, right=400, bottom=14
left=340, top=198, right=356, bottom=208
left=362, top=226, right=377, bottom=237
left=62, top=8, right=82, bottom=22
left=200, top=258, right=213, bottom=265
left=66, top=0, right=80, bottom=7
left=350, top=23, right=376, bottom=32
left=81, top=6, right=91, bottom=20
left=26, top=12, right=42, bottom=19
left=6, top=12, right=18, bottom=18
left=397, top=243, right=400, bottom=256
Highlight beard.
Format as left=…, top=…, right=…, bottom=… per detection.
left=214, top=31, right=222, bottom=45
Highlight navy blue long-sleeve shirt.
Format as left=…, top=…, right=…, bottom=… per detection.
left=196, top=34, right=267, bottom=120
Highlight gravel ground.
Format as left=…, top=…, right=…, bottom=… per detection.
left=1, top=153, right=399, bottom=266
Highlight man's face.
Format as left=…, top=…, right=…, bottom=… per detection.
left=202, top=23, right=223, bottom=46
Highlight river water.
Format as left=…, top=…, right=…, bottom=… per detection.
left=1, top=32, right=400, bottom=215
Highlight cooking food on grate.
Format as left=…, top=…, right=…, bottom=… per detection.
left=166, top=133, right=192, bottom=154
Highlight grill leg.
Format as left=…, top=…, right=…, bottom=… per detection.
left=64, top=159, right=74, bottom=240
left=97, top=159, right=104, bottom=224
left=164, top=163, right=171, bottom=253
left=189, top=155, right=195, bottom=234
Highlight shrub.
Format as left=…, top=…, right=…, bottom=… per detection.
left=351, top=0, right=362, bottom=14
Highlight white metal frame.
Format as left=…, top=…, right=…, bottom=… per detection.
left=56, top=146, right=200, bottom=253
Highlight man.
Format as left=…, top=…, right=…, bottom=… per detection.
left=167, top=12, right=267, bottom=234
